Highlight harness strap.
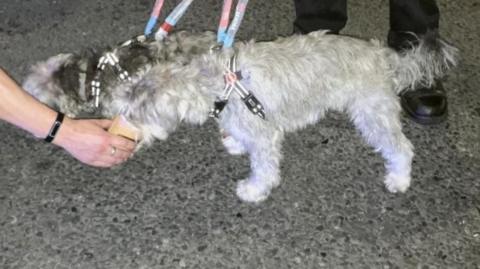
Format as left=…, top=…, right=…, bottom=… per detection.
left=90, top=35, right=146, bottom=108
left=144, top=0, right=166, bottom=36
left=154, top=0, right=194, bottom=40
left=210, top=54, right=265, bottom=119
left=217, top=0, right=233, bottom=44
left=217, top=0, right=249, bottom=48
left=144, top=0, right=194, bottom=40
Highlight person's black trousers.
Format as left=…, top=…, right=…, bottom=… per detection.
left=293, top=0, right=440, bottom=50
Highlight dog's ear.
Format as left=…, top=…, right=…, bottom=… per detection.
left=80, top=48, right=100, bottom=67
left=39, top=54, right=74, bottom=75
left=23, top=53, right=76, bottom=111
left=52, top=55, right=84, bottom=101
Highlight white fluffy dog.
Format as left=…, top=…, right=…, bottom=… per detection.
left=24, top=30, right=457, bottom=203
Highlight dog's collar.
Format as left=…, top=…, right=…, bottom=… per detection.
left=89, top=35, right=149, bottom=108
left=78, top=70, right=88, bottom=102
left=209, top=54, right=266, bottom=120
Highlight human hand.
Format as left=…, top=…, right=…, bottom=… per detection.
left=53, top=118, right=137, bottom=167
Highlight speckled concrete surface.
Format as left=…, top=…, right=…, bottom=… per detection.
left=0, top=0, right=479, bottom=268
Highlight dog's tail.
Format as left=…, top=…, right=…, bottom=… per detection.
left=392, top=31, right=458, bottom=94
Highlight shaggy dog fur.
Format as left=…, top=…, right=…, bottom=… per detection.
left=23, top=31, right=217, bottom=118
left=24, top=30, right=458, bottom=203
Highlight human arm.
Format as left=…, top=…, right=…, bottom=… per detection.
left=0, top=68, right=136, bottom=167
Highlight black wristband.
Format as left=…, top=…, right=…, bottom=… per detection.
left=44, top=112, right=65, bottom=143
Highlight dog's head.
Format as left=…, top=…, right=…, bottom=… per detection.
left=23, top=50, right=100, bottom=117
left=23, top=30, right=217, bottom=120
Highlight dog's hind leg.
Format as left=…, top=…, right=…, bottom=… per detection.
left=234, top=129, right=284, bottom=203
left=348, top=93, right=414, bottom=193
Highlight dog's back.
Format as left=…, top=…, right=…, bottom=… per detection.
left=227, top=30, right=457, bottom=130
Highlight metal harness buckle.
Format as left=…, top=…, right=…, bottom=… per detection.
left=209, top=54, right=266, bottom=120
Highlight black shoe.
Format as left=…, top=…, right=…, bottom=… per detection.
left=400, top=81, right=448, bottom=125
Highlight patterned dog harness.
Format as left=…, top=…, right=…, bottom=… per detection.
left=210, top=54, right=266, bottom=120
left=90, top=35, right=149, bottom=108
left=91, top=0, right=197, bottom=108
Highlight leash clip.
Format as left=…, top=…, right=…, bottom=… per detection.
left=242, top=93, right=265, bottom=119
left=209, top=100, right=228, bottom=118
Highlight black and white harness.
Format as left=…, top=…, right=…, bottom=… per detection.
left=89, top=36, right=266, bottom=120
left=90, top=35, right=149, bottom=108
left=209, top=54, right=266, bottom=120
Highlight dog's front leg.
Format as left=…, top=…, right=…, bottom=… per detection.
left=221, top=129, right=247, bottom=155
left=235, top=130, right=284, bottom=203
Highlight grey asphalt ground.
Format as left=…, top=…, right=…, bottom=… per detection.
left=1, top=0, right=479, bottom=268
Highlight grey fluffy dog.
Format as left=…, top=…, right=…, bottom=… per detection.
left=24, top=30, right=457, bottom=203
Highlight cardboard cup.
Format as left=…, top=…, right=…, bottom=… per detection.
left=108, top=115, right=140, bottom=142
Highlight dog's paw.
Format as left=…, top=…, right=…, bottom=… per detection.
left=222, top=135, right=246, bottom=155
left=236, top=179, right=270, bottom=203
left=384, top=173, right=411, bottom=193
